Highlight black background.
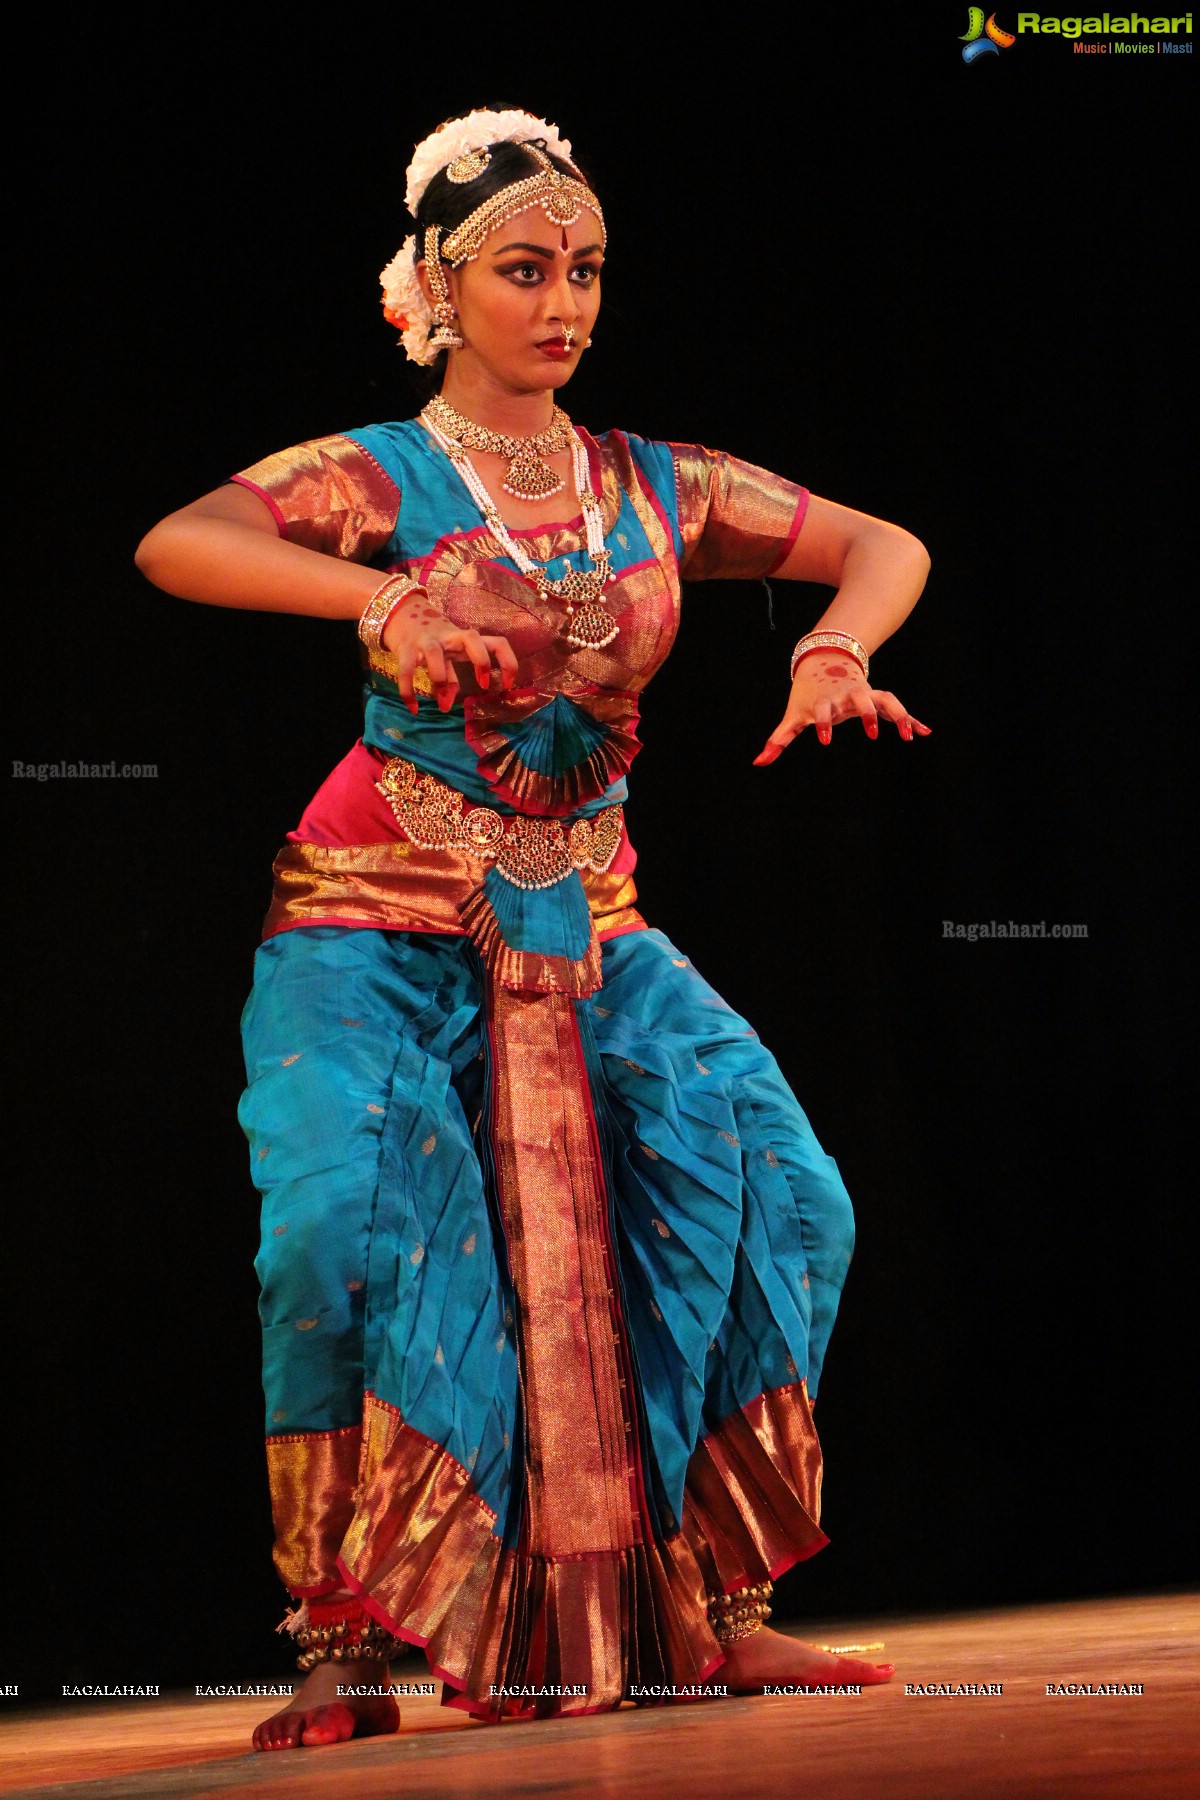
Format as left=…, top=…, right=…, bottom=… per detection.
left=9, top=11, right=1191, bottom=1699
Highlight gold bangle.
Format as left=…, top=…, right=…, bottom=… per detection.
left=358, top=575, right=426, bottom=657
left=789, top=631, right=869, bottom=683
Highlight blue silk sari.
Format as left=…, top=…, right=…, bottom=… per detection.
left=236, top=419, right=854, bottom=1717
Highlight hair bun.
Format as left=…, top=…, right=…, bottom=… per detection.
left=405, top=108, right=574, bottom=215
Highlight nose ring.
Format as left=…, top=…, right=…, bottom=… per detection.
left=563, top=324, right=576, bottom=350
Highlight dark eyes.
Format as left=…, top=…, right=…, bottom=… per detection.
left=501, top=262, right=600, bottom=286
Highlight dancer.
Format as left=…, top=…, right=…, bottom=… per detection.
left=136, top=106, right=930, bottom=1750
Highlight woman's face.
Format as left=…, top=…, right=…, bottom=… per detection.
left=423, top=205, right=603, bottom=394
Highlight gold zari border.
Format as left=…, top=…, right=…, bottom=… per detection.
left=324, top=1379, right=827, bottom=1714
left=263, top=837, right=643, bottom=942
left=265, top=1425, right=362, bottom=1595
left=683, top=1381, right=828, bottom=1591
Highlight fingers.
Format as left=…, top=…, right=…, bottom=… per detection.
left=751, top=698, right=831, bottom=765
left=483, top=635, right=520, bottom=687
left=394, top=629, right=520, bottom=715
left=452, top=628, right=494, bottom=690
left=846, top=685, right=879, bottom=740
left=752, top=716, right=807, bottom=766
left=395, top=637, right=459, bottom=713
left=753, top=692, right=932, bottom=763
left=391, top=646, right=424, bottom=715
left=869, top=690, right=933, bottom=741
left=407, top=638, right=455, bottom=711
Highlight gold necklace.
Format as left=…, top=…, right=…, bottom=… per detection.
left=424, top=394, right=573, bottom=501
left=421, top=409, right=618, bottom=650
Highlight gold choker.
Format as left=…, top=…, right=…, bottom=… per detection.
left=424, top=394, right=572, bottom=501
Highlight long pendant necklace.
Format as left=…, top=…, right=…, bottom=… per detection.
left=422, top=407, right=619, bottom=651
left=423, top=393, right=573, bottom=501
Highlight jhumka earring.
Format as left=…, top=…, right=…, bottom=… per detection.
left=424, top=225, right=464, bottom=351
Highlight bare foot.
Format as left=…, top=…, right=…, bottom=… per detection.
left=716, top=1626, right=894, bottom=1693
left=252, top=1657, right=400, bottom=1751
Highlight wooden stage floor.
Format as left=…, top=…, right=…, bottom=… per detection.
left=2, top=1593, right=1196, bottom=1800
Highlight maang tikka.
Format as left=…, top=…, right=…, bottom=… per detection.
left=424, top=225, right=464, bottom=351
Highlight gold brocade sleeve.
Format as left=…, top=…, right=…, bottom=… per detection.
left=671, top=444, right=809, bottom=582
left=231, top=434, right=401, bottom=561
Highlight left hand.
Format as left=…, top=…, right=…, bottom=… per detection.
left=753, top=652, right=931, bottom=765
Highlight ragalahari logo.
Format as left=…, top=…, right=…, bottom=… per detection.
left=961, top=8, right=1017, bottom=58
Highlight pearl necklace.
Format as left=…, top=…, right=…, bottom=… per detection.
left=422, top=408, right=618, bottom=651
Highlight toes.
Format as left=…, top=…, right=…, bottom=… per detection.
left=840, top=1657, right=895, bottom=1684
left=253, top=1712, right=305, bottom=1752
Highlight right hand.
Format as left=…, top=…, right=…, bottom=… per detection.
left=382, top=591, right=519, bottom=714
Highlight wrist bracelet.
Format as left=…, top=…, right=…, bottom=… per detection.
left=789, top=630, right=869, bottom=683
left=358, top=574, right=427, bottom=657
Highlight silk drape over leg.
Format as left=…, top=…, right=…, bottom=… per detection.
left=241, top=923, right=852, bottom=1705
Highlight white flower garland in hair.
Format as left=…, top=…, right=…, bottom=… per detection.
left=382, top=109, right=576, bottom=363
left=379, top=235, right=438, bottom=366
left=404, top=108, right=574, bottom=215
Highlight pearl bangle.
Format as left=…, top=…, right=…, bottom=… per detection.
left=789, top=630, right=870, bottom=683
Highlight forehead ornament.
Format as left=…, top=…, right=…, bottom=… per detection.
left=440, top=145, right=605, bottom=267
left=446, top=145, right=491, bottom=184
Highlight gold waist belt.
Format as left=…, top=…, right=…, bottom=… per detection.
left=375, top=756, right=624, bottom=893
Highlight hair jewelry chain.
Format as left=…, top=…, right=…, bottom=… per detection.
left=423, top=226, right=464, bottom=352
left=421, top=407, right=618, bottom=651
left=382, top=123, right=605, bottom=366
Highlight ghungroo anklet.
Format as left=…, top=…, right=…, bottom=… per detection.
left=277, top=1598, right=401, bottom=1672
left=707, top=1579, right=773, bottom=1646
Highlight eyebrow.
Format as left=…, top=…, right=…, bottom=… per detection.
left=490, top=241, right=604, bottom=259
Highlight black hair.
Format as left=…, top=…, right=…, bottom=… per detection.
left=415, top=137, right=590, bottom=243
left=402, top=107, right=597, bottom=399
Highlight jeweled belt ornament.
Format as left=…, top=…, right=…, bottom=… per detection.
left=376, top=756, right=622, bottom=891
